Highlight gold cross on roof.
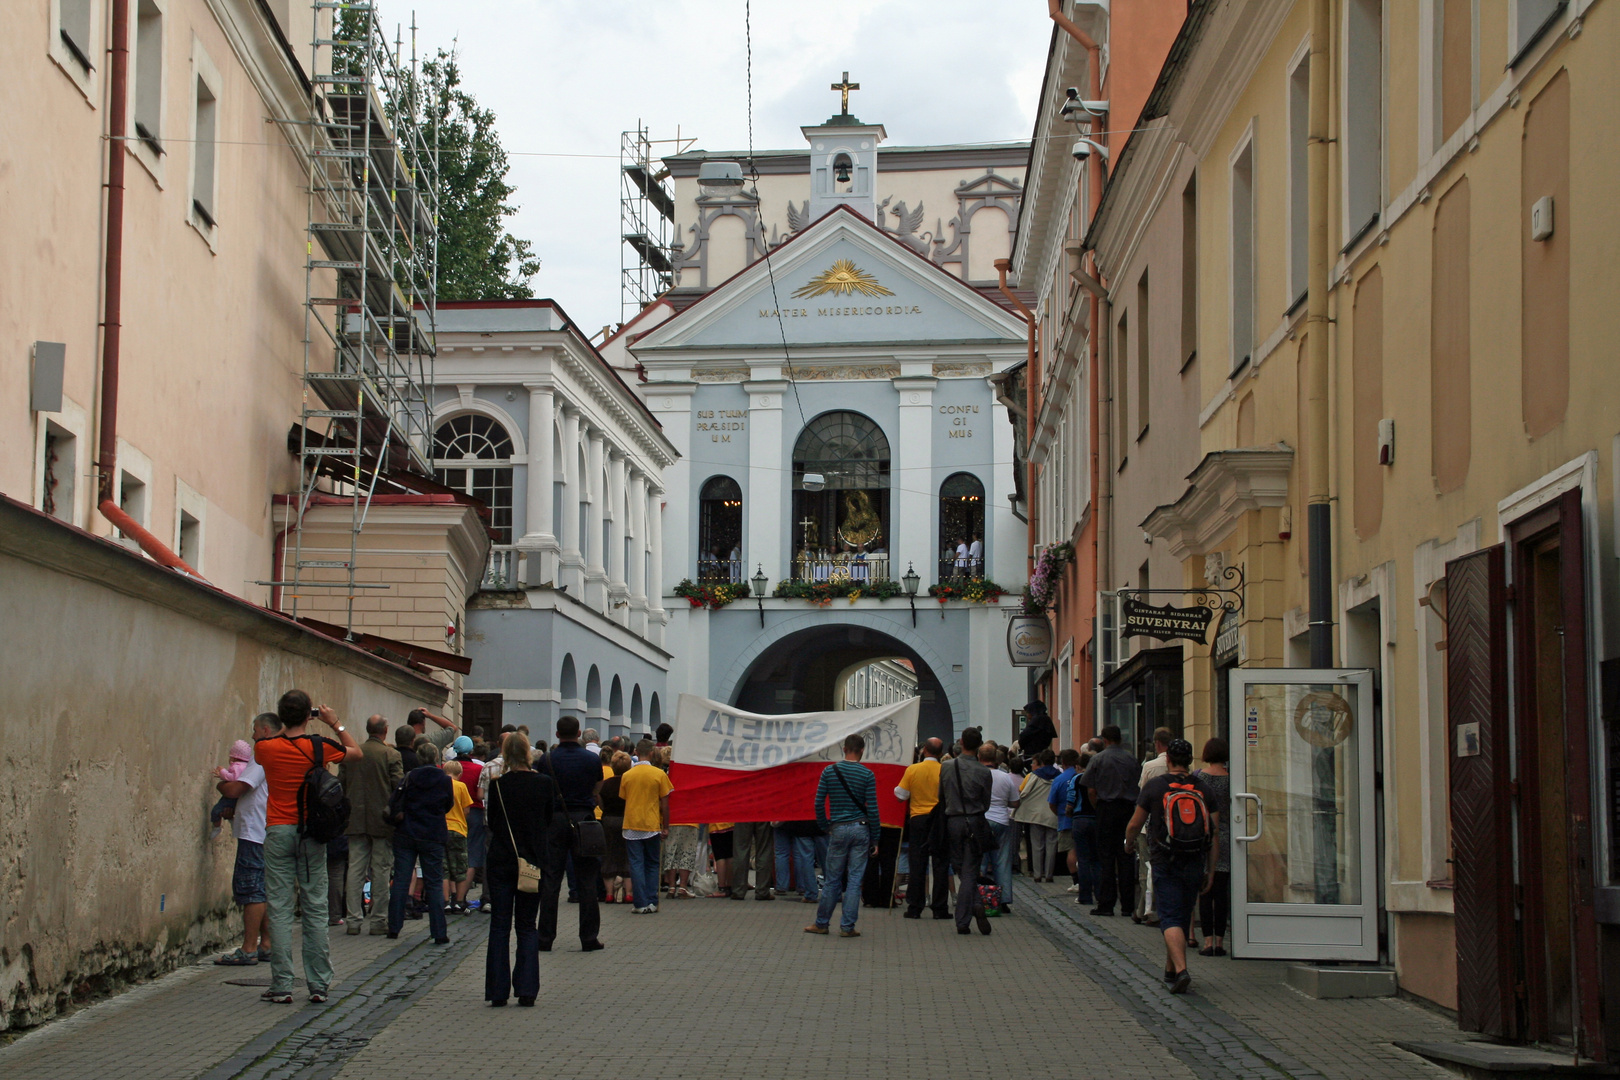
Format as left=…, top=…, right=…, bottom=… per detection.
left=832, top=71, right=860, bottom=115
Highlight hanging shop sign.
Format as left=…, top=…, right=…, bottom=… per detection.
left=1006, top=614, right=1054, bottom=667
left=1117, top=563, right=1246, bottom=647
left=1120, top=596, right=1217, bottom=643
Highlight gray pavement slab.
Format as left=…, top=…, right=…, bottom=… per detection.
left=0, top=879, right=1486, bottom=1080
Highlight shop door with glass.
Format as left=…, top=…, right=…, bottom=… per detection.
left=1229, top=668, right=1378, bottom=960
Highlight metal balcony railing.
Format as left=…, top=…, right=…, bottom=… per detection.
left=695, top=557, right=744, bottom=584
left=793, top=552, right=889, bottom=584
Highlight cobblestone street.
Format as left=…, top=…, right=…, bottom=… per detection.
left=1, top=879, right=1470, bottom=1080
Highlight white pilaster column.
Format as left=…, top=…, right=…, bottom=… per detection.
left=640, top=381, right=695, bottom=600
left=558, top=406, right=585, bottom=593
left=646, top=484, right=666, bottom=647
left=584, top=428, right=608, bottom=610
left=627, top=469, right=649, bottom=635
left=894, top=373, right=937, bottom=585
left=606, top=449, right=630, bottom=623
left=745, top=379, right=788, bottom=585
left=521, top=382, right=558, bottom=585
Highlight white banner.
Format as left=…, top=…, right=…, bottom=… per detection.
left=673, top=694, right=919, bottom=771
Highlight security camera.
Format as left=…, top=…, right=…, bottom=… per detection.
left=801, top=472, right=826, bottom=492
left=1071, top=138, right=1109, bottom=164
left=1060, top=88, right=1110, bottom=121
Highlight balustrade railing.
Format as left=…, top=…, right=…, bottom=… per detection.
left=793, top=551, right=889, bottom=584
left=483, top=545, right=521, bottom=590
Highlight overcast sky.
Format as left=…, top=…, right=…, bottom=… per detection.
left=398, top=0, right=1054, bottom=334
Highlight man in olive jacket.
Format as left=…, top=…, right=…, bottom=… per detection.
left=340, top=715, right=404, bottom=934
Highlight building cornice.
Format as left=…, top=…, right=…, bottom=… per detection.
left=1141, top=445, right=1294, bottom=559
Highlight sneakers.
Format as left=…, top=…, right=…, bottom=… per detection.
left=213, top=948, right=257, bottom=966
left=1170, top=969, right=1192, bottom=994
left=1066, top=884, right=1080, bottom=893
left=261, top=990, right=294, bottom=1004
left=308, top=991, right=329, bottom=1004
left=630, top=905, right=658, bottom=914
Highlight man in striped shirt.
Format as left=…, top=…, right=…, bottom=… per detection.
left=804, top=734, right=882, bottom=938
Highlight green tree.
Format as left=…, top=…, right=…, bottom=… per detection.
left=421, top=50, right=540, bottom=300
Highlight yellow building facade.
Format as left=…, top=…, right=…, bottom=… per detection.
left=1064, top=0, right=1619, bottom=1053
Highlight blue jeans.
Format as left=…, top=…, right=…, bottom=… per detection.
left=483, top=863, right=540, bottom=1002
left=775, top=833, right=819, bottom=899
left=814, top=823, right=871, bottom=931
left=625, top=835, right=662, bottom=909
left=1072, top=816, right=1100, bottom=905
left=389, top=833, right=446, bottom=941
left=983, top=820, right=1016, bottom=902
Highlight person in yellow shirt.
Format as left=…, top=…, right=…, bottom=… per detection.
left=442, top=761, right=474, bottom=913
left=896, top=738, right=949, bottom=919
left=617, top=757, right=674, bottom=913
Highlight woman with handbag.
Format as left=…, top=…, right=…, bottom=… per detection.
left=484, top=732, right=558, bottom=1007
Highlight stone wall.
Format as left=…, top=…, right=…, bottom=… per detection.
left=0, top=497, right=446, bottom=1030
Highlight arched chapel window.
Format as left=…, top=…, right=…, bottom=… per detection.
left=698, top=475, right=743, bottom=582
left=434, top=414, right=514, bottom=543
left=938, top=472, right=985, bottom=579
left=791, top=411, right=890, bottom=583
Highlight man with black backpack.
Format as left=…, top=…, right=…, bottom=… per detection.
left=254, top=689, right=361, bottom=1005
left=1124, top=738, right=1219, bottom=995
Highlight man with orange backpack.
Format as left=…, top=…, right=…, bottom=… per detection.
left=1123, top=738, right=1219, bottom=995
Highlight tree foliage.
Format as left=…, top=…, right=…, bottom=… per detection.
left=421, top=51, right=540, bottom=300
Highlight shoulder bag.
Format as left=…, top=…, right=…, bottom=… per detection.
left=542, top=749, right=607, bottom=860
left=494, top=777, right=542, bottom=893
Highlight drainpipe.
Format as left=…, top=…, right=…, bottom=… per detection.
left=1306, top=0, right=1333, bottom=667
left=995, top=258, right=1038, bottom=555
left=94, top=0, right=199, bottom=577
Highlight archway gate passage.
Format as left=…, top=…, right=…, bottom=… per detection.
left=722, top=618, right=956, bottom=743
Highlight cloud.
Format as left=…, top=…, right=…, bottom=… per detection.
left=397, top=0, right=1052, bottom=331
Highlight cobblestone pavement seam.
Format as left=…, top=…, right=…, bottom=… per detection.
left=1015, top=881, right=1330, bottom=1080
left=196, top=926, right=488, bottom=1080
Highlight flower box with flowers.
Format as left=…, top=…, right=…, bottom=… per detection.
left=926, top=577, right=1007, bottom=604
left=673, top=579, right=752, bottom=610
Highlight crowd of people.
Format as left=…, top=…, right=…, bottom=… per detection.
left=210, top=692, right=1227, bottom=1006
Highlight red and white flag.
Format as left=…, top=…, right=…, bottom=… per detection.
left=667, top=694, right=919, bottom=827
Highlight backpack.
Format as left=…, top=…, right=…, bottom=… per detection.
left=295, top=735, right=350, bottom=843
left=386, top=771, right=412, bottom=829
left=1160, top=777, right=1212, bottom=855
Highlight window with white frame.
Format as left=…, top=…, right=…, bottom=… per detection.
left=1511, top=0, right=1564, bottom=66
left=40, top=421, right=78, bottom=523
left=1288, top=47, right=1310, bottom=304
left=58, top=0, right=95, bottom=71
left=1343, top=0, right=1382, bottom=247
left=133, top=0, right=165, bottom=154
left=434, top=414, right=515, bottom=543
left=118, top=471, right=148, bottom=535
left=1229, top=135, right=1256, bottom=374
left=189, top=41, right=221, bottom=234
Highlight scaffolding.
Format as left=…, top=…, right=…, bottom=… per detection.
left=620, top=124, right=678, bottom=323
left=282, top=2, right=439, bottom=634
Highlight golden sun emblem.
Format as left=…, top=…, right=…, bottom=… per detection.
left=791, top=259, right=894, bottom=299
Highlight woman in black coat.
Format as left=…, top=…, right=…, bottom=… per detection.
left=484, top=732, right=561, bottom=1007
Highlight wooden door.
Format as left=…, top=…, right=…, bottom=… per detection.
left=1445, top=544, right=1518, bottom=1038
left=1511, top=489, right=1603, bottom=1058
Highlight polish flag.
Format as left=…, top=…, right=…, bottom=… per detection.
left=667, top=695, right=919, bottom=827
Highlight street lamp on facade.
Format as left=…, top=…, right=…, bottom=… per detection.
left=752, top=564, right=769, bottom=628
left=902, top=561, right=920, bottom=627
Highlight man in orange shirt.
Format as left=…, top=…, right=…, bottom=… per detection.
left=254, top=689, right=361, bottom=1005
left=897, top=738, right=949, bottom=919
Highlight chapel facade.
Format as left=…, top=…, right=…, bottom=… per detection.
left=614, top=94, right=1035, bottom=742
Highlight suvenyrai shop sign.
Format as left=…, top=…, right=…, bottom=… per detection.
left=1120, top=596, right=1216, bottom=644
